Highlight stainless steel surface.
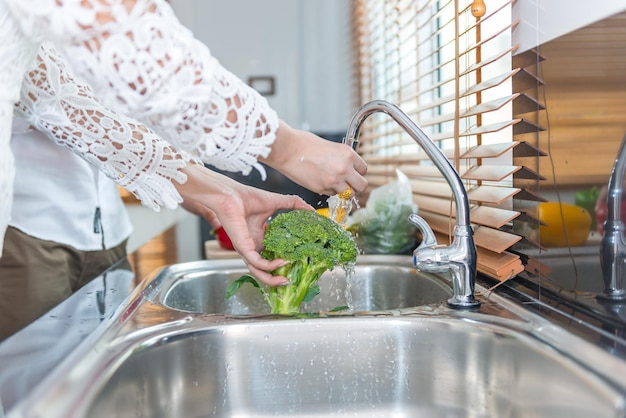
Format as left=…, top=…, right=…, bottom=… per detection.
left=14, top=312, right=626, bottom=418
left=159, top=256, right=452, bottom=314
left=0, top=258, right=136, bottom=413
left=5, top=256, right=626, bottom=417
left=518, top=243, right=626, bottom=329
left=343, top=100, right=479, bottom=308
left=87, top=317, right=624, bottom=418
left=529, top=245, right=604, bottom=293
left=601, top=131, right=626, bottom=301
left=542, top=254, right=604, bottom=293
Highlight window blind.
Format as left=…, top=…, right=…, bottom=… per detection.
left=351, top=0, right=545, bottom=281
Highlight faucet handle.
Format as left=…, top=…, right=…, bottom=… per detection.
left=409, top=214, right=451, bottom=274
left=408, top=213, right=437, bottom=248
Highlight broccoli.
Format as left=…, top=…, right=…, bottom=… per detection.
left=226, top=209, right=358, bottom=314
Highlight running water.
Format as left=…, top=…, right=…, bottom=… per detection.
left=327, top=195, right=349, bottom=226
left=328, top=190, right=360, bottom=311
left=342, top=262, right=356, bottom=311
left=327, top=194, right=359, bottom=227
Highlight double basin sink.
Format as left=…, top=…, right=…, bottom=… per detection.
left=8, top=255, right=626, bottom=417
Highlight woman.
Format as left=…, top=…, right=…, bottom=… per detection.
left=0, top=0, right=367, bottom=339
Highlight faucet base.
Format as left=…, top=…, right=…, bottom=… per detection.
left=447, top=296, right=481, bottom=309
left=597, top=291, right=626, bottom=303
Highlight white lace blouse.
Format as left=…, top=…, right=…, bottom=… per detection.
left=0, top=0, right=280, bottom=255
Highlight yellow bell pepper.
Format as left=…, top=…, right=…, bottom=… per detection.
left=536, top=202, right=592, bottom=247
left=316, top=207, right=347, bottom=225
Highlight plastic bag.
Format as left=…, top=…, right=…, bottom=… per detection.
left=346, top=169, right=418, bottom=254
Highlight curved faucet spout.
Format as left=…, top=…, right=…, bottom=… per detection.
left=344, top=100, right=479, bottom=308
left=345, top=101, right=472, bottom=225
left=599, top=132, right=626, bottom=301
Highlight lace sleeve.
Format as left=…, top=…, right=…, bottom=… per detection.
left=7, top=0, right=281, bottom=178
left=54, top=0, right=280, bottom=179
left=15, top=41, right=188, bottom=211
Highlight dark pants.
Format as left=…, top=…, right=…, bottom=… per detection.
left=0, top=226, right=127, bottom=341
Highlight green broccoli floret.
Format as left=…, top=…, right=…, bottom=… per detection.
left=226, top=209, right=358, bottom=314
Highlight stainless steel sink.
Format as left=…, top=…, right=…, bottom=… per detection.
left=7, top=256, right=626, bottom=418
left=157, top=255, right=453, bottom=314
left=20, top=314, right=626, bottom=418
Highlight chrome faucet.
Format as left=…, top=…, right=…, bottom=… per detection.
left=343, top=100, right=479, bottom=308
left=599, top=132, right=626, bottom=302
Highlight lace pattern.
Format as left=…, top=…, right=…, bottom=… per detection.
left=3, top=0, right=136, bottom=45
left=5, top=0, right=281, bottom=209
left=21, top=0, right=280, bottom=178
left=175, top=65, right=279, bottom=178
left=16, top=42, right=187, bottom=211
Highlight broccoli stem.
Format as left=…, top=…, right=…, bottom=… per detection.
left=268, top=261, right=328, bottom=314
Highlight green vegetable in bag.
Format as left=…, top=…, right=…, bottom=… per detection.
left=346, top=169, right=418, bottom=254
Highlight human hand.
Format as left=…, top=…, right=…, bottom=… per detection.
left=261, top=121, right=368, bottom=197
left=176, top=163, right=312, bottom=286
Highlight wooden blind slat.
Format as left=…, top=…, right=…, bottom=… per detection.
left=513, top=93, right=546, bottom=116
left=415, top=195, right=519, bottom=228
left=467, top=184, right=520, bottom=205
left=464, top=165, right=544, bottom=181
left=470, top=205, right=520, bottom=229
left=473, top=226, right=523, bottom=253
left=399, top=165, right=445, bottom=179
left=462, top=165, right=521, bottom=182
left=462, top=119, right=519, bottom=137
left=409, top=179, right=454, bottom=199
left=424, top=212, right=522, bottom=252
left=414, top=195, right=455, bottom=216
left=460, top=94, right=518, bottom=118
left=462, top=69, right=518, bottom=97
left=462, top=45, right=519, bottom=76
left=476, top=247, right=525, bottom=281
left=462, top=141, right=518, bottom=159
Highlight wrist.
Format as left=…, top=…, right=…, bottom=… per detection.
left=176, top=163, right=233, bottom=209
left=261, top=120, right=299, bottom=170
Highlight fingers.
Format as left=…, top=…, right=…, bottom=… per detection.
left=352, top=151, right=368, bottom=175
left=346, top=150, right=368, bottom=194
left=326, top=147, right=367, bottom=196
left=247, top=264, right=289, bottom=286
left=346, top=170, right=368, bottom=195
left=241, top=253, right=290, bottom=286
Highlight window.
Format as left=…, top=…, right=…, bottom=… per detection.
left=351, top=0, right=544, bottom=280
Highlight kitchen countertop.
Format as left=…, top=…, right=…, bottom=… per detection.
left=0, top=201, right=201, bottom=415
left=0, top=258, right=137, bottom=414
